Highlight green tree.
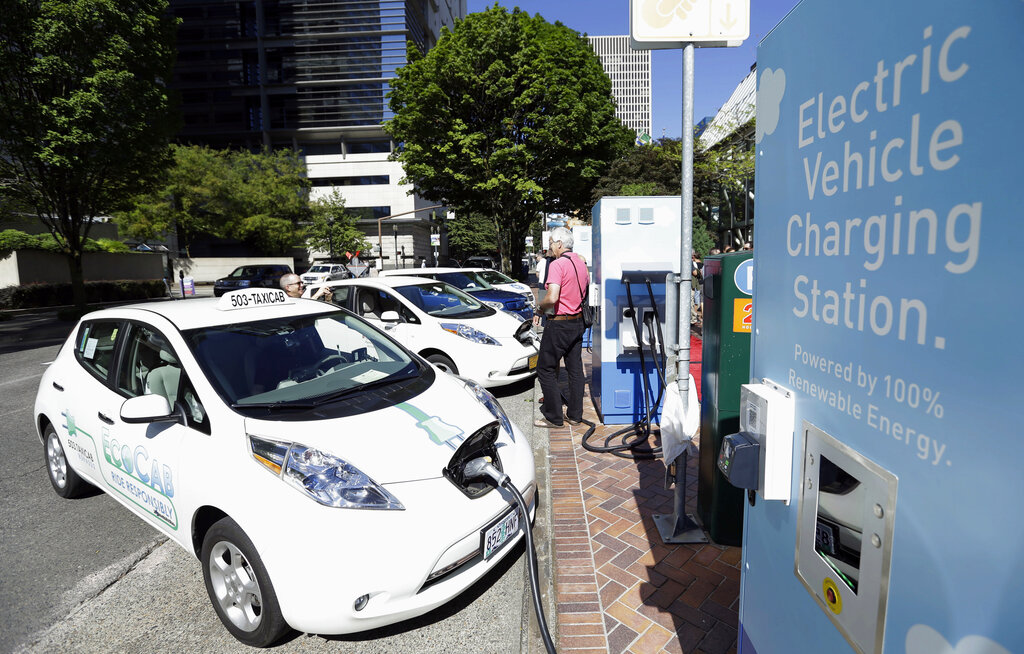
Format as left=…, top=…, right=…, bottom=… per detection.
left=0, top=0, right=178, bottom=308
left=386, top=5, right=634, bottom=274
left=307, top=189, right=369, bottom=259
left=446, top=213, right=498, bottom=263
left=116, top=145, right=311, bottom=256
left=224, top=148, right=310, bottom=255
left=115, top=145, right=234, bottom=257
left=592, top=137, right=683, bottom=201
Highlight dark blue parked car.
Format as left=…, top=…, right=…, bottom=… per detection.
left=380, top=268, right=533, bottom=321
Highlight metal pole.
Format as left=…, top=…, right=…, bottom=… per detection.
left=678, top=43, right=694, bottom=394
left=653, top=43, right=707, bottom=546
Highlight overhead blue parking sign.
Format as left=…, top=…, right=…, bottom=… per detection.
left=741, top=1, right=1024, bottom=654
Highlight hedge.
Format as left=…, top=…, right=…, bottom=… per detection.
left=0, top=280, right=167, bottom=310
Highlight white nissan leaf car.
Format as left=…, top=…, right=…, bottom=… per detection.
left=33, top=288, right=536, bottom=647
left=304, top=276, right=539, bottom=388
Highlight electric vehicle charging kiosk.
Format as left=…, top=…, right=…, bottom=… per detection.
left=735, top=2, right=1023, bottom=654
left=572, top=225, right=595, bottom=349
left=591, top=196, right=680, bottom=425
left=697, top=251, right=752, bottom=546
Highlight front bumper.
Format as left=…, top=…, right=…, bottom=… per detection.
left=259, top=428, right=537, bottom=635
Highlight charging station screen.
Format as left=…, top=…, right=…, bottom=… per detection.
left=815, top=456, right=863, bottom=594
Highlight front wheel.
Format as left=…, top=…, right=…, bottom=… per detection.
left=201, top=517, right=291, bottom=647
left=44, top=424, right=88, bottom=498
left=425, top=353, right=458, bottom=375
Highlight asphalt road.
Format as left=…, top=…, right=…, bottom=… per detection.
left=1, top=315, right=550, bottom=653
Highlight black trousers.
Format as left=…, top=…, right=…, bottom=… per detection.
left=537, top=318, right=585, bottom=426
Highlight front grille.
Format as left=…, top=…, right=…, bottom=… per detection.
left=442, top=421, right=502, bottom=499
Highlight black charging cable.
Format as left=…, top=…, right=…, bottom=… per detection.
left=463, top=457, right=557, bottom=654
left=580, top=278, right=668, bottom=460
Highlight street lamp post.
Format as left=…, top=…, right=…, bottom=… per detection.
left=328, top=217, right=335, bottom=261
left=376, top=204, right=445, bottom=271
left=393, top=225, right=399, bottom=270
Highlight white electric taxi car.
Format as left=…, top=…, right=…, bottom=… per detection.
left=304, top=276, right=539, bottom=388
left=460, top=267, right=535, bottom=305
left=33, top=288, right=537, bottom=647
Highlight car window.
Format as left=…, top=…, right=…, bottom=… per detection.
left=116, top=323, right=210, bottom=434
left=184, top=311, right=421, bottom=410
left=75, top=320, right=122, bottom=382
left=309, top=265, right=329, bottom=273
left=394, top=282, right=490, bottom=319
left=356, top=288, right=412, bottom=321
left=479, top=270, right=513, bottom=285
left=434, top=272, right=480, bottom=290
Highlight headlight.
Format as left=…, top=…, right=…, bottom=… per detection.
left=460, top=378, right=515, bottom=442
left=439, top=322, right=500, bottom=345
left=248, top=435, right=404, bottom=510
left=484, top=301, right=505, bottom=311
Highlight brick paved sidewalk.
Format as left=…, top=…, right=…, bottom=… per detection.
left=544, top=345, right=741, bottom=654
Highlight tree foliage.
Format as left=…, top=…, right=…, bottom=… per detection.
left=116, top=145, right=311, bottom=256
left=307, top=189, right=370, bottom=258
left=446, top=213, right=498, bottom=263
left=385, top=5, right=634, bottom=273
left=0, top=0, right=179, bottom=307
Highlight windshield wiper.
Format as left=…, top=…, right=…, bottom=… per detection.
left=311, top=372, right=419, bottom=405
left=231, top=400, right=318, bottom=410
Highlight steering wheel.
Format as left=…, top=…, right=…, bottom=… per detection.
left=316, top=354, right=348, bottom=376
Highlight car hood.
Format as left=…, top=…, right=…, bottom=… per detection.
left=242, top=373, right=501, bottom=484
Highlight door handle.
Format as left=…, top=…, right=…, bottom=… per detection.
left=52, top=382, right=64, bottom=392
left=97, top=412, right=115, bottom=425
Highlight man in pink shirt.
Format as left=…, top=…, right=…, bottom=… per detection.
left=533, top=226, right=588, bottom=428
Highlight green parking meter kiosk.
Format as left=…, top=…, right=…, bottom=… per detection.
left=697, top=251, right=752, bottom=546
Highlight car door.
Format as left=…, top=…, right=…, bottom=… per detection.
left=96, top=322, right=211, bottom=543
left=56, top=319, right=126, bottom=488
left=353, top=286, right=419, bottom=347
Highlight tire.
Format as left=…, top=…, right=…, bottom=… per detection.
left=425, top=353, right=458, bottom=375
left=44, top=423, right=88, bottom=499
left=201, top=517, right=291, bottom=647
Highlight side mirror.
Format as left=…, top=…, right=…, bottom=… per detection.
left=121, top=395, right=184, bottom=425
left=380, top=310, right=401, bottom=323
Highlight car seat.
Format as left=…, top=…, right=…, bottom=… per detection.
left=146, top=349, right=181, bottom=407
left=360, top=292, right=382, bottom=320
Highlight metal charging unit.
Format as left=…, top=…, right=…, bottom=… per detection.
left=697, top=251, right=752, bottom=546
left=731, top=2, right=1023, bottom=654
left=591, top=196, right=680, bottom=425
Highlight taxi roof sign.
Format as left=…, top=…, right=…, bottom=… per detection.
left=217, top=288, right=294, bottom=311
left=630, top=0, right=750, bottom=49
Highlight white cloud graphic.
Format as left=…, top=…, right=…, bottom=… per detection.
left=756, top=67, right=786, bottom=144
left=906, top=624, right=1013, bottom=654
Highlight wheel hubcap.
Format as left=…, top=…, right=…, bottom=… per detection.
left=209, top=541, right=263, bottom=632
left=47, top=434, right=67, bottom=488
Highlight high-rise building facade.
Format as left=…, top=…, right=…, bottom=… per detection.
left=587, top=35, right=652, bottom=139
left=169, top=0, right=466, bottom=265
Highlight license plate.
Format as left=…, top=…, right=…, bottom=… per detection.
left=528, top=354, right=538, bottom=370
left=482, top=506, right=520, bottom=560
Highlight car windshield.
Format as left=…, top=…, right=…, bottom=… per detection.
left=308, top=265, right=330, bottom=273
left=183, top=310, right=420, bottom=408
left=434, top=271, right=493, bottom=291
left=394, top=282, right=491, bottom=318
left=478, top=270, right=514, bottom=285
left=228, top=267, right=259, bottom=278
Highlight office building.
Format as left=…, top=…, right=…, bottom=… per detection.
left=588, top=35, right=652, bottom=139
left=169, top=0, right=466, bottom=266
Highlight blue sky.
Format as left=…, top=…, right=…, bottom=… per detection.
left=465, top=0, right=801, bottom=138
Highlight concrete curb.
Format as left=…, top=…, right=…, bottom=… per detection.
left=526, top=379, right=558, bottom=653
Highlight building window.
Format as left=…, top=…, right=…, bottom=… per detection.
left=310, top=176, right=390, bottom=187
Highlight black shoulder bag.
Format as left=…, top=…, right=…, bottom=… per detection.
left=562, top=253, right=593, bottom=328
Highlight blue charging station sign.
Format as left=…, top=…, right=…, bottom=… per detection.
left=744, top=1, right=1022, bottom=653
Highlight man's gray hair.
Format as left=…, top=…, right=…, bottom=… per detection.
left=279, top=273, right=300, bottom=289
left=550, top=226, right=574, bottom=249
